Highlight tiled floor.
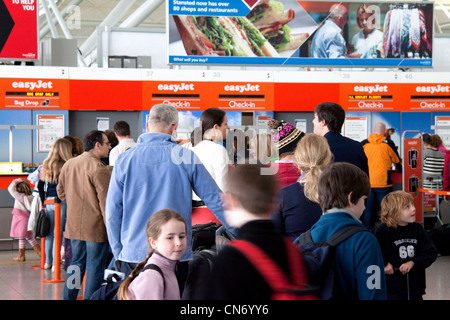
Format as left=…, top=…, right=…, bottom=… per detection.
left=0, top=250, right=65, bottom=300
left=0, top=249, right=449, bottom=300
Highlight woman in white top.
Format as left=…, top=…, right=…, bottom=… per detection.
left=191, top=108, right=230, bottom=225
left=351, top=4, right=384, bottom=59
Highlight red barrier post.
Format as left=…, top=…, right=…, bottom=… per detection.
left=30, top=237, right=45, bottom=270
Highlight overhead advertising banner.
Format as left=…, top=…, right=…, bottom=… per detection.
left=167, top=0, right=433, bottom=68
left=168, top=0, right=314, bottom=65
left=0, top=0, right=38, bottom=60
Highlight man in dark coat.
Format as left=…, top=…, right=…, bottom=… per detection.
left=312, top=102, right=369, bottom=177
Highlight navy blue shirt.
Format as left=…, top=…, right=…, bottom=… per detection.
left=270, top=182, right=322, bottom=239
left=325, top=131, right=369, bottom=177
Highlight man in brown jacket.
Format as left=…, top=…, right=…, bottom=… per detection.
left=57, top=130, right=112, bottom=300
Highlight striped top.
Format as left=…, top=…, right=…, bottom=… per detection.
left=422, top=148, right=445, bottom=189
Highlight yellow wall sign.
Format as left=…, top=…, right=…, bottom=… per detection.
left=0, top=162, right=22, bottom=174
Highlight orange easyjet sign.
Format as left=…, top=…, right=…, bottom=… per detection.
left=143, top=80, right=273, bottom=111
left=0, top=78, right=69, bottom=109
left=409, top=84, right=450, bottom=111
left=340, top=83, right=400, bottom=111
left=1, top=76, right=450, bottom=112
left=143, top=81, right=209, bottom=110
left=212, top=82, right=274, bottom=111
left=274, top=82, right=340, bottom=111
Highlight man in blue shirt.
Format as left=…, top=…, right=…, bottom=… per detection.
left=310, top=3, right=360, bottom=59
left=105, top=104, right=230, bottom=289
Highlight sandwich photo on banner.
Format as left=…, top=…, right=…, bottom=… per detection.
left=168, top=0, right=315, bottom=58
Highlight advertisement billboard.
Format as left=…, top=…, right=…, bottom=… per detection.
left=0, top=0, right=38, bottom=60
left=167, top=0, right=434, bottom=68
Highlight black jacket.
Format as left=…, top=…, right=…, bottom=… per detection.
left=203, top=220, right=291, bottom=300
left=372, top=223, right=437, bottom=299
left=325, top=131, right=369, bottom=177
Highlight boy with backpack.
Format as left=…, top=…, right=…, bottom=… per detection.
left=300, top=162, right=386, bottom=300
left=201, top=164, right=315, bottom=300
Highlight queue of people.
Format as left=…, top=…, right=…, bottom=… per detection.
left=8, top=102, right=440, bottom=301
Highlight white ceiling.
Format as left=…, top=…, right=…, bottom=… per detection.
left=435, top=0, right=450, bottom=34
left=39, top=0, right=166, bottom=44
left=38, top=0, right=450, bottom=63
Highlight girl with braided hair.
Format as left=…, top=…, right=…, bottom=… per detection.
left=117, top=209, right=187, bottom=300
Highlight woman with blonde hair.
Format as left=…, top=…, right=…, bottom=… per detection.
left=270, top=133, right=333, bottom=239
left=38, top=137, right=73, bottom=270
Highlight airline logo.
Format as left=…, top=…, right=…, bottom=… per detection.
left=12, top=80, right=53, bottom=90
left=415, top=85, right=450, bottom=94
left=224, top=84, right=260, bottom=93
left=353, top=84, right=388, bottom=94
left=157, top=83, right=195, bottom=92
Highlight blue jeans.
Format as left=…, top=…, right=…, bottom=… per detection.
left=44, top=199, right=67, bottom=265
left=362, top=186, right=393, bottom=229
left=63, top=239, right=108, bottom=300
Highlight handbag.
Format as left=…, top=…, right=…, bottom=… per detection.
left=34, top=208, right=50, bottom=238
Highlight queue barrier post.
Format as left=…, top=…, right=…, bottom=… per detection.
left=30, top=237, right=46, bottom=270
left=43, top=197, right=64, bottom=283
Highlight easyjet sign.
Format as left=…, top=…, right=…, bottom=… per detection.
left=12, top=80, right=53, bottom=90
left=415, top=85, right=450, bottom=94
left=224, top=84, right=261, bottom=93
left=157, top=83, right=195, bottom=92
left=353, top=84, right=389, bottom=94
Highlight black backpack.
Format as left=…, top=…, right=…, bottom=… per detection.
left=181, top=248, right=216, bottom=300
left=191, top=222, right=221, bottom=251
left=89, top=264, right=164, bottom=300
left=34, top=208, right=50, bottom=238
left=181, top=225, right=235, bottom=300
left=294, top=225, right=368, bottom=300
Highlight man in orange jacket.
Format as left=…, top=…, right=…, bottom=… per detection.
left=361, top=122, right=402, bottom=229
